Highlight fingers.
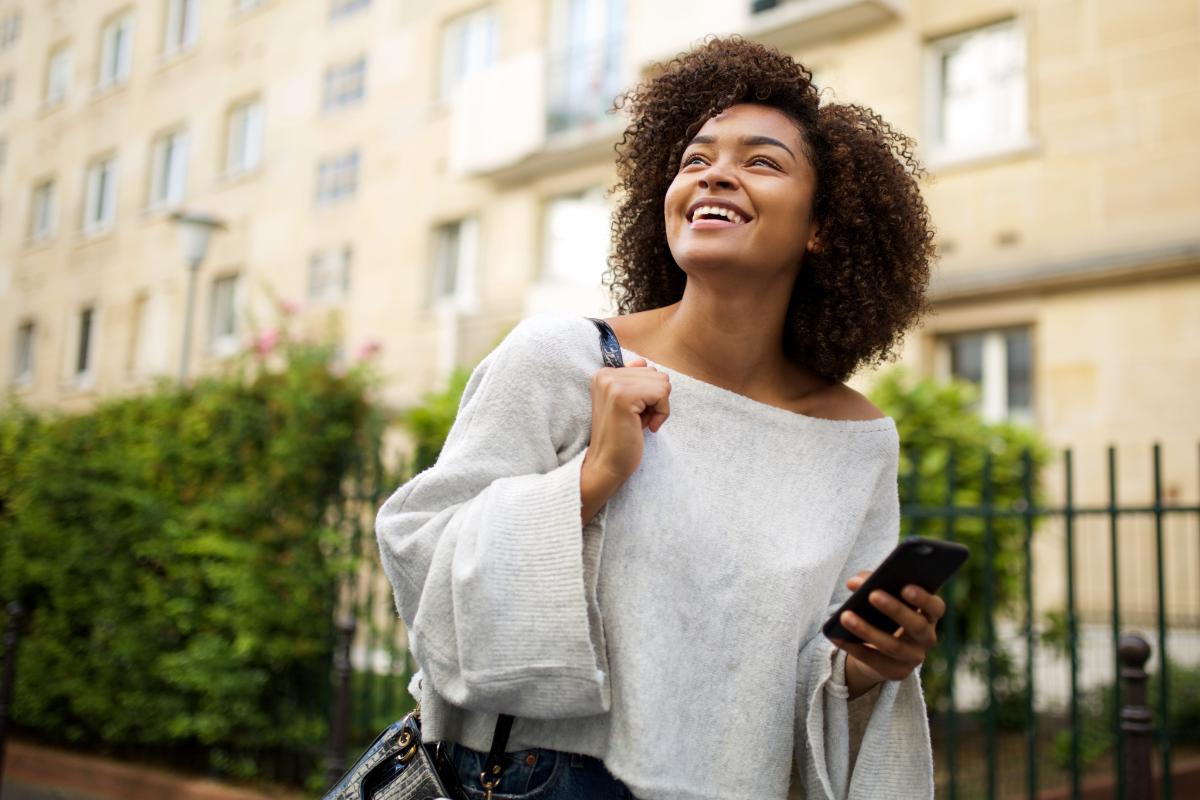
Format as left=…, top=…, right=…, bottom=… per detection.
left=832, top=640, right=913, bottom=682
left=844, top=570, right=871, bottom=591
left=900, top=584, right=946, bottom=623
left=865, top=591, right=937, bottom=647
left=838, top=609, right=925, bottom=666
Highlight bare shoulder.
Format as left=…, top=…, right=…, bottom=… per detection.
left=602, top=310, right=659, bottom=356
left=806, top=383, right=887, bottom=422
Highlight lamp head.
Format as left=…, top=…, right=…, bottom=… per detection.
left=171, top=211, right=227, bottom=267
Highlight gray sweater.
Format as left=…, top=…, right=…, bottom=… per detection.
left=375, top=313, right=934, bottom=800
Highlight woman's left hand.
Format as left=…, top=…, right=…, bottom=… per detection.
left=831, top=571, right=947, bottom=698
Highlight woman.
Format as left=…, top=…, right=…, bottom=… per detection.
left=376, top=37, right=941, bottom=800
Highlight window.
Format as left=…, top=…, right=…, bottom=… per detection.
left=236, top=0, right=266, bottom=12
left=542, top=186, right=608, bottom=285
left=148, top=128, right=189, bottom=208
left=430, top=218, right=479, bottom=310
left=225, top=98, right=264, bottom=175
left=926, top=19, right=1028, bottom=163
left=45, top=45, right=72, bottom=106
left=83, top=156, right=119, bottom=233
left=938, top=326, right=1032, bottom=422
left=439, top=7, right=498, bottom=100
left=162, top=0, right=199, bottom=56
left=547, top=0, right=624, bottom=134
left=330, top=0, right=370, bottom=20
left=308, top=245, right=353, bottom=302
left=323, top=57, right=367, bottom=111
left=315, top=150, right=359, bottom=205
left=0, top=74, right=13, bottom=109
left=208, top=274, right=240, bottom=355
left=74, top=306, right=96, bottom=380
left=13, top=320, right=34, bottom=384
left=98, top=11, right=135, bottom=89
left=0, top=13, right=20, bottom=49
left=29, top=179, right=57, bottom=241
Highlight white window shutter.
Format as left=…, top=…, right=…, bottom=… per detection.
left=244, top=102, right=264, bottom=170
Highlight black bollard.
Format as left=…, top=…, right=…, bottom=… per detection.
left=0, top=601, right=25, bottom=795
left=325, top=615, right=357, bottom=787
left=1118, top=633, right=1154, bottom=800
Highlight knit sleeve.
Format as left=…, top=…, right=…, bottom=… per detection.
left=374, top=316, right=610, bottom=720
left=792, top=438, right=935, bottom=799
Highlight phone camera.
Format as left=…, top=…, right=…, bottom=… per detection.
left=916, top=544, right=934, bottom=556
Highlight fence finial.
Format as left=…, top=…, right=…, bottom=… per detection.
left=1118, top=632, right=1154, bottom=800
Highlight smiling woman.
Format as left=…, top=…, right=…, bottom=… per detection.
left=610, top=36, right=934, bottom=384
left=375, top=34, right=940, bottom=800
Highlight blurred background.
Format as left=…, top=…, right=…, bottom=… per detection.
left=0, top=0, right=1198, bottom=798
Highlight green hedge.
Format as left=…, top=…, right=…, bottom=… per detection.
left=0, top=333, right=378, bottom=783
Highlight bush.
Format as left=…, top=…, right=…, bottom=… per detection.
left=870, top=369, right=1052, bottom=715
left=0, top=320, right=379, bottom=783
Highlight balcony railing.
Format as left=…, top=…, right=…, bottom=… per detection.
left=545, top=36, right=624, bottom=137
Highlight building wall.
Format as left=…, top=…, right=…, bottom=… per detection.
left=1, top=2, right=1197, bottom=549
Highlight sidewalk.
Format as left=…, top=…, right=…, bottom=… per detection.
left=1, top=741, right=301, bottom=800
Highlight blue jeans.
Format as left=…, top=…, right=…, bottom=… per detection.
left=442, top=741, right=639, bottom=800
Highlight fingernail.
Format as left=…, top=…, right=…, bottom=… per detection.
left=870, top=591, right=888, bottom=606
left=842, top=611, right=858, bottom=626
left=904, top=586, right=919, bottom=601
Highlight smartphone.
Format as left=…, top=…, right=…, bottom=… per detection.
left=822, top=536, right=969, bottom=645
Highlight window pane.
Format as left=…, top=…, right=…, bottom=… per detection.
left=948, top=332, right=984, bottom=386
left=543, top=186, right=608, bottom=285
left=1005, top=327, right=1032, bottom=412
left=77, top=308, right=94, bottom=374
left=934, top=20, right=1025, bottom=154
left=15, top=321, right=34, bottom=378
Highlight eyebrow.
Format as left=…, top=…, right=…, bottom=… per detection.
left=687, top=134, right=796, bottom=160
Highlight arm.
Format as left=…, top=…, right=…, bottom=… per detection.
left=792, top=439, right=935, bottom=799
left=375, top=318, right=610, bottom=720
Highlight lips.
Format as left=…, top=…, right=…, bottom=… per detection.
left=686, top=198, right=753, bottom=224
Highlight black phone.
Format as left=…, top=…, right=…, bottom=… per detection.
left=822, top=536, right=969, bottom=644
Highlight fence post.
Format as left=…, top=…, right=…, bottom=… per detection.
left=326, top=615, right=357, bottom=787
left=1118, top=633, right=1155, bottom=800
left=0, top=601, right=25, bottom=795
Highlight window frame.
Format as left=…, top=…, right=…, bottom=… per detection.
left=44, top=43, right=73, bottom=107
left=72, top=305, right=99, bottom=386
left=82, top=155, right=119, bottom=234
left=162, top=0, right=200, bottom=57
left=13, top=319, right=35, bottom=385
left=98, top=10, right=135, bottom=90
left=208, top=273, right=242, bottom=356
left=439, top=6, right=499, bottom=101
left=322, top=56, right=367, bottom=112
left=430, top=217, right=480, bottom=312
left=923, top=17, right=1033, bottom=168
left=314, top=149, right=360, bottom=206
left=148, top=127, right=190, bottom=209
left=540, top=184, right=609, bottom=287
left=29, top=178, right=57, bottom=242
left=935, top=325, right=1034, bottom=424
left=224, top=97, right=264, bottom=176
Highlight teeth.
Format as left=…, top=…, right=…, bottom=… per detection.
left=693, top=205, right=745, bottom=224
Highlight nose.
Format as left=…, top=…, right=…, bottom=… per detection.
left=698, top=160, right=738, bottom=191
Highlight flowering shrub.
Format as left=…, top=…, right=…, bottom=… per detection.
left=0, top=309, right=382, bottom=784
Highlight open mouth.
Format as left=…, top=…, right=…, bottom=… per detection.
left=686, top=202, right=751, bottom=228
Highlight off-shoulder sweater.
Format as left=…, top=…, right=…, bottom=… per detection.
left=375, top=313, right=934, bottom=800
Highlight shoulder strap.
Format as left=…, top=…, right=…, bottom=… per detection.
left=480, top=318, right=620, bottom=786
left=588, top=317, right=625, bottom=369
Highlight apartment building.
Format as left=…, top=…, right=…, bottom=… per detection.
left=1, top=1, right=1197, bottom=532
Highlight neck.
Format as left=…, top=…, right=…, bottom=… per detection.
left=649, top=275, right=820, bottom=398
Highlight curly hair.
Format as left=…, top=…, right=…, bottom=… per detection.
left=607, top=36, right=935, bottom=383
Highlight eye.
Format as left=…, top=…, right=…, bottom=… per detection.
left=682, top=153, right=708, bottom=167
left=749, top=155, right=781, bottom=169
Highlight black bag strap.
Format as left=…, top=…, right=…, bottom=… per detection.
left=480, top=318, right=621, bottom=793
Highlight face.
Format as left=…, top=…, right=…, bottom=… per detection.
left=663, top=103, right=818, bottom=280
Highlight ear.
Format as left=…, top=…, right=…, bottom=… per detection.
left=806, top=218, right=823, bottom=254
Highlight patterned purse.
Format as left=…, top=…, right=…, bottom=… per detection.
left=321, top=318, right=622, bottom=800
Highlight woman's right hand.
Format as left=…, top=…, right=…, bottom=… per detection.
left=580, top=358, right=671, bottom=522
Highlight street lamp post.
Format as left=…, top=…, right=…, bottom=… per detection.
left=171, top=212, right=226, bottom=385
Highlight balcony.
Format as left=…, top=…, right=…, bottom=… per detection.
left=448, top=38, right=626, bottom=184
left=743, top=0, right=907, bottom=50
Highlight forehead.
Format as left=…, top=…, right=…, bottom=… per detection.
left=693, top=103, right=805, bottom=149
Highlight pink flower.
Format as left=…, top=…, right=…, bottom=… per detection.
left=356, top=339, right=382, bottom=360
left=253, top=328, right=280, bottom=356
left=280, top=299, right=300, bottom=316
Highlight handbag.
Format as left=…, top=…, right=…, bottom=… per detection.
left=321, top=318, right=624, bottom=800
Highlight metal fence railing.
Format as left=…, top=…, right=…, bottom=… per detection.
left=329, top=441, right=1200, bottom=799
